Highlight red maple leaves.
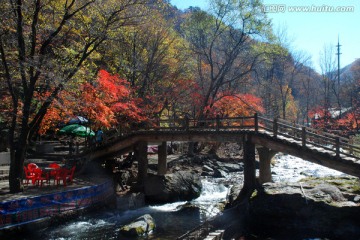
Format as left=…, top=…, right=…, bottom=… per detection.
left=39, top=70, right=145, bottom=133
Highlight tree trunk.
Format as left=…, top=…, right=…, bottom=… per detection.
left=9, top=146, right=26, bottom=192
left=9, top=129, right=28, bottom=193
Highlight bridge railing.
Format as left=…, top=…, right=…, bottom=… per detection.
left=103, top=114, right=360, bottom=160
left=257, top=116, right=360, bottom=159
left=152, top=115, right=257, bottom=131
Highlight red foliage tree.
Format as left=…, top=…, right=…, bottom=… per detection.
left=308, top=106, right=335, bottom=130
left=39, top=70, right=145, bottom=133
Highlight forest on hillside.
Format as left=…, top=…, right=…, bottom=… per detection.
left=1, top=0, right=360, bottom=136
left=1, top=0, right=360, bottom=192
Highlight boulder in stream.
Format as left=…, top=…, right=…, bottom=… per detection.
left=119, top=214, right=156, bottom=237
left=144, top=171, right=202, bottom=203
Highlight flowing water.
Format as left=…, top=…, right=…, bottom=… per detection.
left=25, top=177, right=230, bottom=240
left=21, top=154, right=349, bottom=240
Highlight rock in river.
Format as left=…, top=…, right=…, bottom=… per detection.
left=119, top=214, right=156, bottom=237
left=144, top=171, right=202, bottom=203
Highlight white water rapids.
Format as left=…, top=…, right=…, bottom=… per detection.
left=271, top=153, right=350, bottom=182
left=150, top=177, right=229, bottom=219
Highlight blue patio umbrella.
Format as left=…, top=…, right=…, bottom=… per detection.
left=68, top=116, right=89, bottom=125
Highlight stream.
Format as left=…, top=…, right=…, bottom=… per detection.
left=25, top=177, right=230, bottom=240
left=22, top=153, right=350, bottom=240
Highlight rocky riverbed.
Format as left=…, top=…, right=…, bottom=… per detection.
left=223, top=152, right=360, bottom=239
left=157, top=151, right=360, bottom=239
left=238, top=178, right=360, bottom=239
left=114, top=142, right=360, bottom=239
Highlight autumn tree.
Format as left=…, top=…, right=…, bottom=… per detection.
left=39, top=69, right=146, bottom=134
left=317, top=43, right=339, bottom=125
left=308, top=43, right=355, bottom=132
left=181, top=0, right=272, bottom=120
left=95, top=2, right=196, bottom=121
left=255, top=24, right=312, bottom=121
left=0, top=0, right=148, bottom=193
left=334, top=59, right=360, bottom=133
left=81, top=69, right=145, bottom=127
left=271, top=51, right=311, bottom=121
left=296, top=65, right=322, bottom=125
left=348, top=62, right=360, bottom=132
left=210, top=93, right=264, bottom=118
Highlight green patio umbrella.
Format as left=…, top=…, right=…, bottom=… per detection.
left=71, top=125, right=95, bottom=137
left=59, top=124, right=95, bottom=138
left=58, top=124, right=82, bottom=135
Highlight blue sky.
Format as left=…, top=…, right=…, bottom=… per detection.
left=170, top=0, right=360, bottom=73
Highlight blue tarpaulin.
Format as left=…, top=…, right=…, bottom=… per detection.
left=0, top=181, right=113, bottom=229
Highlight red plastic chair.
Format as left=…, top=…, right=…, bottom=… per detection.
left=54, top=168, right=68, bottom=186
left=33, top=168, right=48, bottom=186
left=27, top=163, right=38, bottom=171
left=66, top=166, right=76, bottom=185
left=26, top=163, right=39, bottom=184
left=23, top=166, right=35, bottom=185
left=48, top=163, right=61, bottom=179
left=54, top=166, right=76, bottom=186
left=49, top=163, right=61, bottom=169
